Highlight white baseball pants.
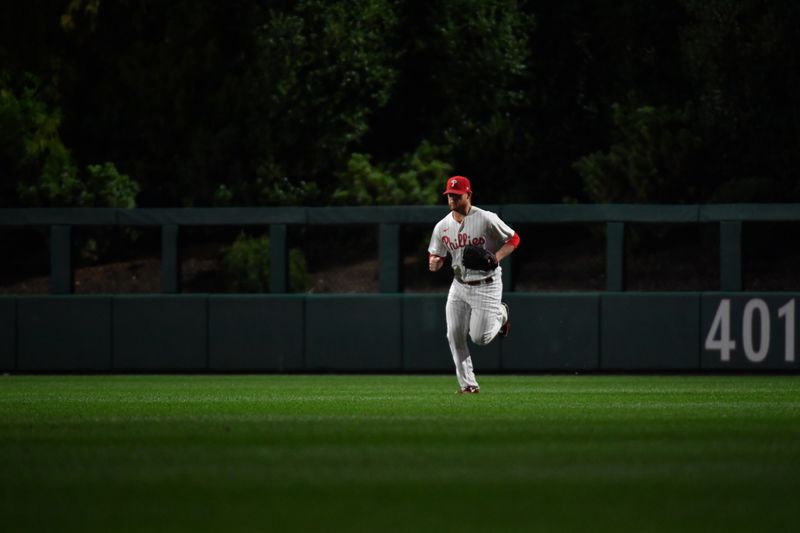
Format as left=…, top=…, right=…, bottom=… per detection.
left=445, top=278, right=507, bottom=390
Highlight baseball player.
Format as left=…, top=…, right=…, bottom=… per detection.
left=428, top=176, right=520, bottom=394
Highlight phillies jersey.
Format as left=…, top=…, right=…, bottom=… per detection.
left=428, top=205, right=516, bottom=282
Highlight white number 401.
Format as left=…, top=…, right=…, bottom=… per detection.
left=705, top=298, right=796, bottom=363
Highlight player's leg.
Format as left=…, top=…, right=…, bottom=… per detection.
left=468, top=280, right=507, bottom=346
left=446, top=282, right=479, bottom=390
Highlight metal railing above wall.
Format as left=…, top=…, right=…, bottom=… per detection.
left=2, top=204, right=800, bottom=294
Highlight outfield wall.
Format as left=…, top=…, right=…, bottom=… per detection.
left=2, top=293, right=797, bottom=372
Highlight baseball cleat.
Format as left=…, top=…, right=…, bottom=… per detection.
left=499, top=302, right=511, bottom=337
left=457, top=386, right=480, bottom=394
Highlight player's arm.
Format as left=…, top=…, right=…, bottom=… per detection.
left=428, top=222, right=448, bottom=272
left=495, top=232, right=520, bottom=263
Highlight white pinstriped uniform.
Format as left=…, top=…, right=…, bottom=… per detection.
left=428, top=206, right=515, bottom=390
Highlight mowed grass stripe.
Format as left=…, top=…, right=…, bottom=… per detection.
left=1, top=375, right=799, bottom=533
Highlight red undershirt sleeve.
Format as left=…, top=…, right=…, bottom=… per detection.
left=505, top=232, right=520, bottom=249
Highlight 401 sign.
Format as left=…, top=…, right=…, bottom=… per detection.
left=703, top=296, right=799, bottom=368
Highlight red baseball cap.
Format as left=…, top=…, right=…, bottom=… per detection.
left=442, top=176, right=472, bottom=195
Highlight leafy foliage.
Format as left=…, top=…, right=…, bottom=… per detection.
left=0, top=76, right=139, bottom=208
left=19, top=160, right=139, bottom=208
left=250, top=1, right=398, bottom=181
left=220, top=233, right=310, bottom=293
left=423, top=1, right=535, bottom=198
left=3, top=1, right=800, bottom=207
left=0, top=76, right=73, bottom=206
left=678, top=0, right=800, bottom=202
left=575, top=103, right=703, bottom=203
left=333, top=141, right=452, bottom=205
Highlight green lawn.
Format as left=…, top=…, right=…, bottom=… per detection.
left=1, top=375, right=799, bottom=532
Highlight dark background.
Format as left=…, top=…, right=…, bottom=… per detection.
left=2, top=1, right=800, bottom=294
left=3, top=0, right=799, bottom=209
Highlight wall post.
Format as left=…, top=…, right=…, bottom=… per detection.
left=379, top=223, right=401, bottom=293
left=50, top=225, right=73, bottom=294
left=606, top=222, right=625, bottom=291
left=161, top=224, right=180, bottom=293
left=720, top=220, right=742, bottom=291
left=269, top=224, right=288, bottom=293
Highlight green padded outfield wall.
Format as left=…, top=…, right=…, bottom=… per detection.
left=602, top=294, right=700, bottom=370
left=502, top=294, right=600, bottom=370
left=113, top=296, right=207, bottom=371
left=208, top=295, right=304, bottom=371
left=305, top=295, right=403, bottom=371
left=17, top=297, right=112, bottom=372
left=701, top=294, right=800, bottom=370
left=3, top=204, right=800, bottom=373
left=0, top=298, right=15, bottom=370
left=2, top=293, right=800, bottom=372
left=402, top=295, right=452, bottom=371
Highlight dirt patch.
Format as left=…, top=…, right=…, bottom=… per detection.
left=0, top=255, right=384, bottom=294
left=3, top=234, right=799, bottom=294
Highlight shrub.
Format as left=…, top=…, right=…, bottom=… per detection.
left=333, top=140, right=452, bottom=205
left=220, top=233, right=310, bottom=293
left=574, top=103, right=703, bottom=204
left=80, top=162, right=140, bottom=208
left=0, top=76, right=72, bottom=206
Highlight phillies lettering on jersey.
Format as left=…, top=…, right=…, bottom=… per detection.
left=428, top=205, right=515, bottom=282
left=442, top=234, right=486, bottom=251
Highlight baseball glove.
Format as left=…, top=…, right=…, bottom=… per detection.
left=463, top=244, right=498, bottom=271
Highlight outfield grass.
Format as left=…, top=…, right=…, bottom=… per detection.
left=1, top=375, right=799, bottom=532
